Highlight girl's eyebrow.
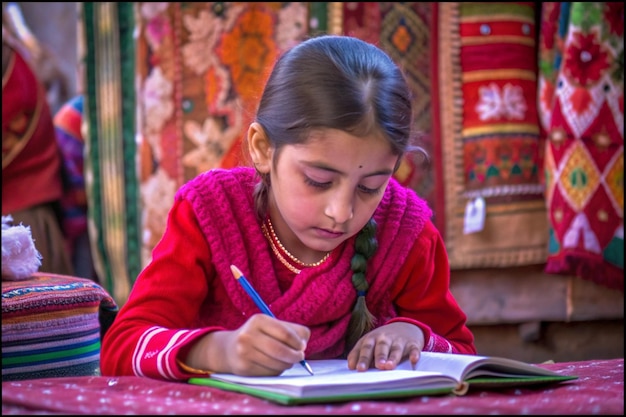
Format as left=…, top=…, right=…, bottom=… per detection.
left=301, top=160, right=394, bottom=178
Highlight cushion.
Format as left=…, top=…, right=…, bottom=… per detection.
left=1, top=272, right=118, bottom=381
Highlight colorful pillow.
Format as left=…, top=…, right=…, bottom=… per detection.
left=1, top=273, right=118, bottom=381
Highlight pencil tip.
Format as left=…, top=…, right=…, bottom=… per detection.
left=230, top=264, right=242, bottom=279
left=303, top=361, right=314, bottom=376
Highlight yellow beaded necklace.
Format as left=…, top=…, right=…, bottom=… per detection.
left=261, top=217, right=331, bottom=274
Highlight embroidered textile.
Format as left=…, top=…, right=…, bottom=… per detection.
left=538, top=2, right=624, bottom=291
left=437, top=2, right=549, bottom=269
left=135, top=3, right=309, bottom=274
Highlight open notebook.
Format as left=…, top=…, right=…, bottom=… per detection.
left=189, top=351, right=577, bottom=405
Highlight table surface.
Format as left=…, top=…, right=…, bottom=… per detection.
left=2, top=358, right=623, bottom=415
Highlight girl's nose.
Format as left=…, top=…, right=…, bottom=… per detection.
left=324, top=193, right=354, bottom=224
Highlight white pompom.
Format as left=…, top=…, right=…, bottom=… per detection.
left=2, top=215, right=42, bottom=280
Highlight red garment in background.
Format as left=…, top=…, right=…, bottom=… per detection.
left=2, top=43, right=64, bottom=215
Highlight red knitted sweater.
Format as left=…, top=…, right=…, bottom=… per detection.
left=101, top=167, right=476, bottom=380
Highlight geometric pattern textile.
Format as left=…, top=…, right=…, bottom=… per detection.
left=339, top=2, right=439, bottom=220
left=538, top=2, right=624, bottom=291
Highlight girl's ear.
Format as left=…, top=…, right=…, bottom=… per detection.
left=247, top=122, right=272, bottom=173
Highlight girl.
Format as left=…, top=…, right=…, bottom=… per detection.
left=101, top=35, right=476, bottom=379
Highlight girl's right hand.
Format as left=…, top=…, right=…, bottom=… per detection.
left=185, top=314, right=311, bottom=376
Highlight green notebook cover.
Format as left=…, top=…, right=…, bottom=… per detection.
left=189, top=374, right=577, bottom=405
left=190, top=377, right=456, bottom=405
left=465, top=374, right=578, bottom=389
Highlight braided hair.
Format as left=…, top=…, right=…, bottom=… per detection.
left=344, top=217, right=378, bottom=354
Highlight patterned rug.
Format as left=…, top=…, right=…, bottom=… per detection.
left=538, top=2, right=623, bottom=291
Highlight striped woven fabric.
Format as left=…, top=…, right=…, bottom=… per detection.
left=437, top=2, right=549, bottom=269
left=1, top=273, right=118, bottom=381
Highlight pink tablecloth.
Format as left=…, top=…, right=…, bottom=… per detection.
left=2, top=358, right=623, bottom=415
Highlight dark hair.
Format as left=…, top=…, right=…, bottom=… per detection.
left=252, top=35, right=422, bottom=352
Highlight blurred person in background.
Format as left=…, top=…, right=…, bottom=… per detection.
left=53, top=94, right=98, bottom=282
left=2, top=3, right=74, bottom=276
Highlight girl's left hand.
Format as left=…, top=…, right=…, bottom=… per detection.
left=346, top=322, right=424, bottom=371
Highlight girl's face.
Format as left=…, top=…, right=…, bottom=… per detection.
left=267, top=129, right=399, bottom=264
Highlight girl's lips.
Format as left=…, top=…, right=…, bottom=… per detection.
left=313, top=227, right=344, bottom=239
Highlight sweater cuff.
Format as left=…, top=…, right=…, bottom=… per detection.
left=173, top=327, right=225, bottom=378
left=384, top=317, right=432, bottom=351
left=130, top=327, right=219, bottom=380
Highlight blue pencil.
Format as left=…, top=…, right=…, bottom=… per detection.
left=230, top=264, right=314, bottom=376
